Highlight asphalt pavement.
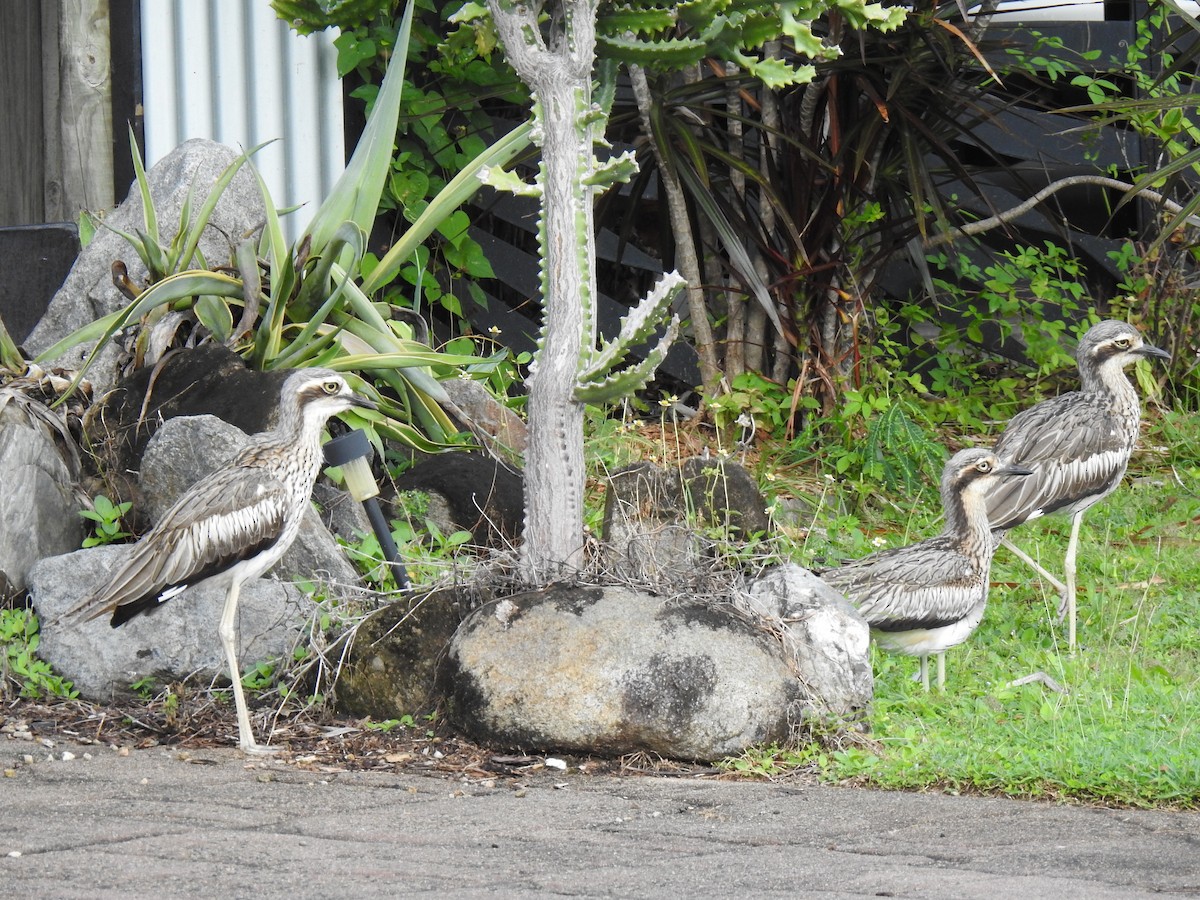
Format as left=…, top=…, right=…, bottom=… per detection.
left=3, top=735, right=1199, bottom=898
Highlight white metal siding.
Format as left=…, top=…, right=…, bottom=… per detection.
left=140, top=0, right=344, bottom=241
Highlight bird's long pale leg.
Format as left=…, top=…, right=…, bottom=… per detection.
left=919, top=655, right=930, bottom=692
left=999, top=535, right=1068, bottom=596
left=936, top=652, right=946, bottom=692
left=1062, top=512, right=1084, bottom=651
left=218, top=581, right=274, bottom=755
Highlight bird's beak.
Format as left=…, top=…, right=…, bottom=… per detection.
left=349, top=392, right=378, bottom=411
left=998, top=462, right=1035, bottom=477
left=1137, top=342, right=1172, bottom=362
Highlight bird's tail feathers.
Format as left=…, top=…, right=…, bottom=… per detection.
left=51, top=593, right=115, bottom=629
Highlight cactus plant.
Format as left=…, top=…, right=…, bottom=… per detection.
left=484, top=0, right=685, bottom=582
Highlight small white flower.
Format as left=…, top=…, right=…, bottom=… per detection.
left=872, top=536, right=888, bottom=548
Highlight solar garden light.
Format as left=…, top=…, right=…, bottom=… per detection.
left=323, top=428, right=411, bottom=590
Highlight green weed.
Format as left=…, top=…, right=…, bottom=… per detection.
left=1, top=609, right=77, bottom=700
left=79, top=494, right=133, bottom=548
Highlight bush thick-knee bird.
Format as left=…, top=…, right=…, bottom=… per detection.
left=984, top=320, right=1170, bottom=650
left=63, top=368, right=375, bottom=753
left=820, top=448, right=1033, bottom=690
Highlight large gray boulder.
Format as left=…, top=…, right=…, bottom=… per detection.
left=24, top=139, right=266, bottom=392
left=30, top=546, right=314, bottom=701
left=0, top=392, right=84, bottom=600
left=440, top=584, right=807, bottom=761
left=29, top=413, right=362, bottom=699
left=740, top=563, right=873, bottom=721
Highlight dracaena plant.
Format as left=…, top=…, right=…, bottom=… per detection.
left=37, top=0, right=531, bottom=453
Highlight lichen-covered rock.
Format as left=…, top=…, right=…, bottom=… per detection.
left=334, top=588, right=473, bottom=719
left=600, top=461, right=702, bottom=582
left=741, top=563, right=873, bottom=720
left=601, top=457, right=771, bottom=583
left=441, top=584, right=805, bottom=761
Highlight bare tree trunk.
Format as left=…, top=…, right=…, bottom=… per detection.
left=629, top=63, right=723, bottom=396
left=724, top=63, right=746, bottom=380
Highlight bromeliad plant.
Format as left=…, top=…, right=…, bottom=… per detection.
left=37, top=1, right=531, bottom=453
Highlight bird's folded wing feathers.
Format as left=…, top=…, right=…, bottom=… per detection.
left=988, top=398, right=1131, bottom=527
left=62, top=470, right=292, bottom=624
left=822, top=548, right=980, bottom=629
left=994, top=394, right=1128, bottom=463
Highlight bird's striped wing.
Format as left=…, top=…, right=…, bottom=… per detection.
left=822, top=542, right=982, bottom=631
left=63, top=467, right=291, bottom=626
left=987, top=393, right=1131, bottom=529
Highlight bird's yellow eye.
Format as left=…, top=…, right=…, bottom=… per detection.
left=1114, top=338, right=1130, bottom=349
left=977, top=460, right=992, bottom=473
left=322, top=380, right=340, bottom=395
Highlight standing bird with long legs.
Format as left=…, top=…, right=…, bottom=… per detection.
left=821, top=449, right=1033, bottom=691
left=984, top=320, right=1170, bottom=650
left=62, top=368, right=375, bottom=753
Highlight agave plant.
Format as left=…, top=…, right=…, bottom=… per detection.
left=37, top=0, right=532, bottom=453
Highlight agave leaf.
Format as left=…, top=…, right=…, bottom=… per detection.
left=135, top=229, right=170, bottom=280
left=361, top=119, right=534, bottom=295
left=271, top=324, right=344, bottom=370
left=368, top=415, right=455, bottom=454
left=364, top=367, right=457, bottom=441
left=243, top=151, right=291, bottom=299
left=39, top=270, right=246, bottom=402
left=304, top=1, right=414, bottom=259
left=0, top=314, right=25, bottom=372
left=168, top=180, right=197, bottom=273
left=129, top=125, right=159, bottom=248
left=293, top=220, right=366, bottom=318
left=269, top=282, right=358, bottom=370
left=334, top=349, right=486, bottom=370
left=232, top=238, right=261, bottom=343
left=194, top=295, right=234, bottom=343
left=33, top=310, right=124, bottom=365
left=175, top=144, right=265, bottom=277
left=247, top=149, right=297, bottom=367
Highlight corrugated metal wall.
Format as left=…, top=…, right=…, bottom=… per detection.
left=140, top=0, right=344, bottom=241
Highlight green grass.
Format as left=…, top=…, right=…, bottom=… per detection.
left=727, top=412, right=1200, bottom=808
